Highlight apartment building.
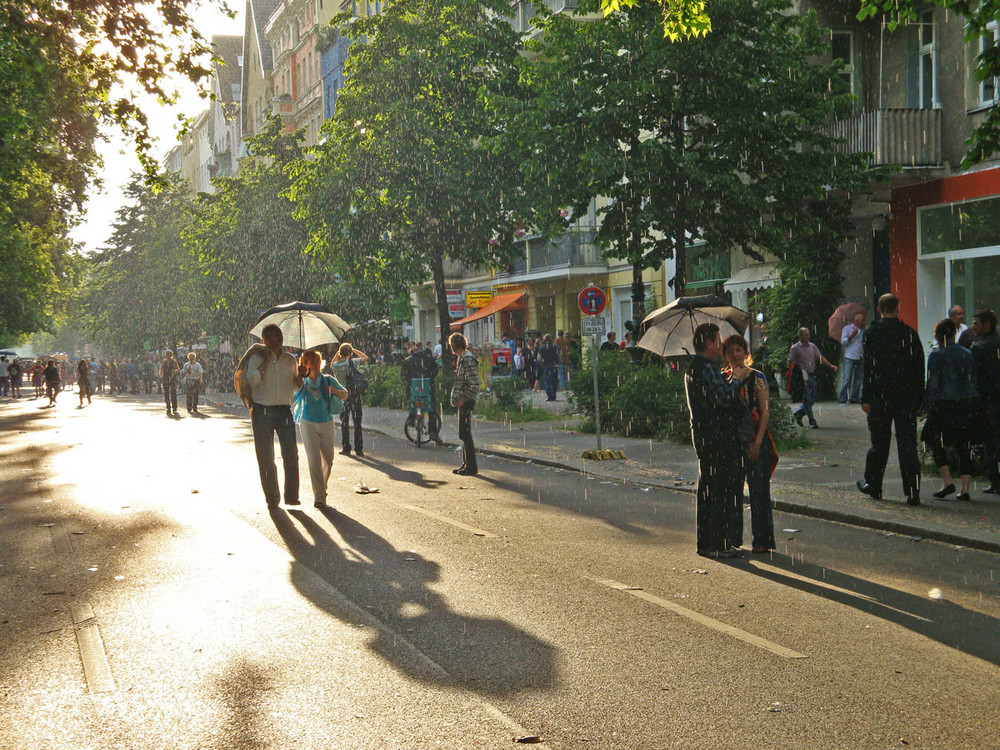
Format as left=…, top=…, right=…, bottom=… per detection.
left=210, top=36, right=244, bottom=180
left=241, top=0, right=282, bottom=140
left=810, top=1, right=1000, bottom=348
left=265, top=0, right=327, bottom=145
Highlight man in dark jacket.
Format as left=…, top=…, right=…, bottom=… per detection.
left=538, top=333, right=560, bottom=402
left=970, top=309, right=1000, bottom=493
left=857, top=293, right=925, bottom=505
left=401, top=342, right=441, bottom=442
left=684, top=322, right=750, bottom=558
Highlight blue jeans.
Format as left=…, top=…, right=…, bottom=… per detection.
left=795, top=374, right=818, bottom=425
left=839, top=357, right=863, bottom=403
left=746, top=438, right=775, bottom=549
left=558, top=363, right=568, bottom=390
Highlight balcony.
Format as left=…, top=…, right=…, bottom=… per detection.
left=825, top=108, right=942, bottom=168
left=527, top=227, right=603, bottom=271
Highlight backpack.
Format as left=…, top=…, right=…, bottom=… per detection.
left=347, top=358, right=368, bottom=396
left=234, top=343, right=270, bottom=409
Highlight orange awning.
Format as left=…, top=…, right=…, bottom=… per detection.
left=452, top=292, right=526, bottom=329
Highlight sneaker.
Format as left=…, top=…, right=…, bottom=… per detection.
left=983, top=485, right=1000, bottom=495
left=356, top=449, right=365, bottom=457
left=452, top=467, right=467, bottom=475
left=341, top=448, right=352, bottom=456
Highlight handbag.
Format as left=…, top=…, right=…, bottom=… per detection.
left=324, top=375, right=344, bottom=416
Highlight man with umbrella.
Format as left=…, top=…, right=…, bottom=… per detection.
left=246, top=324, right=303, bottom=508
left=685, top=322, right=751, bottom=559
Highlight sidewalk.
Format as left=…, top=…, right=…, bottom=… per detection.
left=202, top=388, right=1000, bottom=554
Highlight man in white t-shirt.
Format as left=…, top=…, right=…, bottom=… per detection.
left=181, top=352, right=204, bottom=414
left=0, top=357, right=9, bottom=398
left=432, top=338, right=443, bottom=358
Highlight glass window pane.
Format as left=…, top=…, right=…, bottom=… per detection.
left=921, top=11, right=934, bottom=46
left=920, top=197, right=1000, bottom=255
left=831, top=32, right=851, bottom=64
left=951, top=256, right=1000, bottom=314
left=921, top=54, right=934, bottom=108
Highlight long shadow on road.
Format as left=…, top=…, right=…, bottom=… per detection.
left=735, top=554, right=1000, bottom=667
left=267, top=506, right=557, bottom=697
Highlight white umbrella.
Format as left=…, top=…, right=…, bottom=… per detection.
left=637, top=295, right=751, bottom=357
left=249, top=301, right=351, bottom=350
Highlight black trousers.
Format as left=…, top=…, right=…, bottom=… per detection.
left=251, top=404, right=298, bottom=505
left=865, top=401, right=920, bottom=500
left=341, top=395, right=363, bottom=452
left=458, top=400, right=477, bottom=472
left=163, top=380, right=177, bottom=412
left=982, top=403, right=1000, bottom=485
left=186, top=382, right=200, bottom=412
left=695, top=446, right=743, bottom=553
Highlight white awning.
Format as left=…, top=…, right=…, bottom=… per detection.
left=723, top=264, right=779, bottom=294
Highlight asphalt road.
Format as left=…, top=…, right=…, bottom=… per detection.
left=2, top=396, right=999, bottom=749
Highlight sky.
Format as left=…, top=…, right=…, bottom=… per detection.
left=69, top=2, right=246, bottom=255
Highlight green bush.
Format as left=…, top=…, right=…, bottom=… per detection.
left=364, top=364, right=408, bottom=410
left=568, top=352, right=809, bottom=448
left=489, top=375, right=526, bottom=410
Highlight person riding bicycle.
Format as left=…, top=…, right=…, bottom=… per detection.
left=401, top=341, right=441, bottom=442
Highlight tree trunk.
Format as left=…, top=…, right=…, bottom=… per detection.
left=671, top=117, right=687, bottom=300
left=630, top=262, right=646, bottom=343
left=431, top=254, right=454, bottom=374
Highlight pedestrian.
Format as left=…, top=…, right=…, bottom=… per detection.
left=329, top=342, right=369, bottom=457
left=75, top=358, right=92, bottom=406
left=787, top=327, right=837, bottom=428
left=922, top=319, right=979, bottom=502
left=158, top=350, right=181, bottom=416
left=839, top=311, right=866, bottom=404
left=555, top=329, right=570, bottom=389
left=96, top=360, right=106, bottom=393
left=294, top=350, right=347, bottom=508
left=685, top=323, right=751, bottom=559
left=246, top=324, right=302, bottom=508
left=0, top=356, right=9, bottom=397
left=949, top=305, right=968, bottom=341
left=857, top=293, right=925, bottom=505
left=8, top=358, right=21, bottom=398
left=449, top=331, right=480, bottom=476
left=401, top=341, right=442, bottom=442
left=600, top=332, right=618, bottom=352
left=538, top=333, right=559, bottom=401
left=43, top=359, right=61, bottom=406
left=181, top=352, right=204, bottom=413
left=29, top=359, right=44, bottom=398
left=723, top=335, right=777, bottom=554
left=970, top=309, right=1000, bottom=494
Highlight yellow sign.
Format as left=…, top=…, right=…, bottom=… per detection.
left=465, top=291, right=494, bottom=308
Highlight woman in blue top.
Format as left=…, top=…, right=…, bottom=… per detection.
left=294, top=350, right=348, bottom=508
left=922, top=319, right=980, bottom=502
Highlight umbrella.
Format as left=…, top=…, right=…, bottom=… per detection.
left=828, top=302, right=866, bottom=341
left=637, top=295, right=751, bottom=358
left=249, top=301, right=351, bottom=351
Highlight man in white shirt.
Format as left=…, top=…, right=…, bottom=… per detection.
left=181, top=352, right=205, bottom=414
left=432, top=338, right=443, bottom=358
left=247, top=324, right=303, bottom=508
left=839, top=311, right=866, bottom=404
left=0, top=357, right=9, bottom=398
left=950, top=305, right=968, bottom=340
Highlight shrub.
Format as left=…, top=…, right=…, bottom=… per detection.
left=489, top=375, right=526, bottom=410
left=364, top=365, right=408, bottom=410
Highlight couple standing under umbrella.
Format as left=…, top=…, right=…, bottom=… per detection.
left=245, top=303, right=364, bottom=509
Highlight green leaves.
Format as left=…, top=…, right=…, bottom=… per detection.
left=600, top=0, right=711, bottom=40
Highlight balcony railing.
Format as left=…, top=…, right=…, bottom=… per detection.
left=825, top=108, right=942, bottom=167
left=527, top=228, right=602, bottom=270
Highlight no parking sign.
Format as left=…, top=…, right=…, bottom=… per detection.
left=578, top=286, right=607, bottom=316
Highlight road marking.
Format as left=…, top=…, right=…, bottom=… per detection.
left=70, top=604, right=116, bottom=693
left=396, top=504, right=498, bottom=538
left=591, top=577, right=808, bottom=660
left=48, top=521, right=72, bottom=554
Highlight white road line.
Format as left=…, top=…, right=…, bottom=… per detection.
left=591, top=577, right=808, bottom=660
left=396, top=503, right=498, bottom=538
left=70, top=604, right=116, bottom=693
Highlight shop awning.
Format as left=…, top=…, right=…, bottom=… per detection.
left=723, top=264, right=779, bottom=294
left=452, top=292, right=526, bottom=329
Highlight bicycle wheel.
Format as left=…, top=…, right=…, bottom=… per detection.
left=404, top=410, right=430, bottom=445
left=404, top=412, right=418, bottom=443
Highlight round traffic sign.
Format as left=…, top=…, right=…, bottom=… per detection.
left=578, top=286, right=607, bottom=316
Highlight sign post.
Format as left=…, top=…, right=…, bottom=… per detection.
left=578, top=285, right=607, bottom=453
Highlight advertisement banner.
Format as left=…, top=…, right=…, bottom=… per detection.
left=466, top=291, right=494, bottom=308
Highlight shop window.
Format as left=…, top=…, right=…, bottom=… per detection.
left=951, top=255, right=1000, bottom=314
left=919, top=196, right=1000, bottom=256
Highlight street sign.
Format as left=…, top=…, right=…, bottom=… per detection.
left=578, top=286, right=607, bottom=316
left=581, top=316, right=606, bottom=336
left=465, top=291, right=494, bottom=308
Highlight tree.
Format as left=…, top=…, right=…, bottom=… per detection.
left=186, top=116, right=328, bottom=346
left=858, top=0, right=1000, bottom=167
left=500, top=0, right=875, bottom=338
left=81, top=174, right=202, bottom=354
left=291, top=0, right=524, bottom=371
left=600, top=0, right=710, bottom=40
left=0, top=0, right=217, bottom=341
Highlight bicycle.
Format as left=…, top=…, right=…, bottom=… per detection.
left=404, top=377, right=434, bottom=446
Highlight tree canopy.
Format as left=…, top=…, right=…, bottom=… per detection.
left=291, top=0, right=525, bottom=367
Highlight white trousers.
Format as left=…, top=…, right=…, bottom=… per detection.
left=299, top=419, right=336, bottom=503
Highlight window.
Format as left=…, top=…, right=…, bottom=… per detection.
left=919, top=10, right=937, bottom=108
left=831, top=30, right=858, bottom=98
left=919, top=196, right=1000, bottom=256
left=978, top=21, right=999, bottom=106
